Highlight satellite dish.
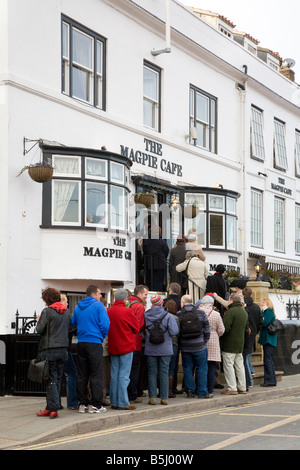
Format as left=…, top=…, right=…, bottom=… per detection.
left=282, top=58, right=296, bottom=69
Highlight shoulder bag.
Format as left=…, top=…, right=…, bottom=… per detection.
left=27, top=311, right=50, bottom=383
left=267, top=319, right=284, bottom=335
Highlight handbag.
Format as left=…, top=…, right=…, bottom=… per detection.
left=267, top=319, right=284, bottom=335
left=27, top=311, right=50, bottom=383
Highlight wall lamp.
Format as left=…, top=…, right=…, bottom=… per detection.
left=254, top=259, right=262, bottom=280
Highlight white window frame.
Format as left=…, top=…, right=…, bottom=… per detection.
left=85, top=157, right=107, bottom=181
left=143, top=62, right=160, bottom=131
left=52, top=179, right=81, bottom=226
left=296, top=204, right=300, bottom=255
left=274, top=196, right=285, bottom=252
left=52, top=155, right=81, bottom=178
left=274, top=119, right=288, bottom=170
left=250, top=106, right=265, bottom=161
left=295, top=130, right=300, bottom=176
left=250, top=188, right=263, bottom=248
left=85, top=182, right=107, bottom=227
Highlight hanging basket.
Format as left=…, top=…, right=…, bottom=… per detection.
left=28, top=166, right=53, bottom=183
left=182, top=206, right=199, bottom=219
left=134, top=194, right=155, bottom=208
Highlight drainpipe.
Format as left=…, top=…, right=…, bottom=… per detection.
left=151, top=0, right=171, bottom=56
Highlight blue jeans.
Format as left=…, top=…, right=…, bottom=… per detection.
left=64, top=351, right=78, bottom=408
left=147, top=355, right=172, bottom=399
left=40, top=347, right=68, bottom=412
left=182, top=349, right=208, bottom=397
left=263, top=343, right=277, bottom=385
left=110, top=353, right=133, bottom=407
left=243, top=353, right=253, bottom=387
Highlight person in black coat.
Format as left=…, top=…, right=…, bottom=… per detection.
left=205, top=264, right=228, bottom=317
left=243, top=287, right=263, bottom=368
left=169, top=236, right=186, bottom=286
left=143, top=225, right=169, bottom=292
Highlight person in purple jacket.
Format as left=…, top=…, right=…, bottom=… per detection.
left=144, top=294, right=179, bottom=405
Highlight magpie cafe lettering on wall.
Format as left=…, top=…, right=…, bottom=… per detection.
left=83, top=237, right=132, bottom=260
left=120, top=138, right=183, bottom=177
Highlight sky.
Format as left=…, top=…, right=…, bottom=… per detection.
left=178, top=0, right=300, bottom=79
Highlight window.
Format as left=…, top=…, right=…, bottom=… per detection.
left=143, top=61, right=161, bottom=131
left=62, top=16, right=106, bottom=109
left=250, top=106, right=265, bottom=161
left=274, top=119, right=288, bottom=170
left=295, top=130, right=300, bottom=176
left=190, top=85, right=217, bottom=153
left=42, top=148, right=131, bottom=231
left=251, top=188, right=263, bottom=247
left=274, top=197, right=285, bottom=252
left=183, top=191, right=237, bottom=250
left=295, top=204, right=300, bottom=254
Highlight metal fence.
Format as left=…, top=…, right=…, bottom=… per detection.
left=286, top=300, right=300, bottom=320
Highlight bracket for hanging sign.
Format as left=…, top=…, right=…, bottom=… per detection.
left=23, top=137, right=42, bottom=156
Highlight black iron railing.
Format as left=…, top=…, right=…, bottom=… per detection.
left=286, top=299, right=300, bottom=320
left=12, top=310, right=38, bottom=334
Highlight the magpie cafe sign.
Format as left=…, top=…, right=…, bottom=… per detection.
left=120, top=138, right=183, bottom=177
left=83, top=237, right=132, bottom=260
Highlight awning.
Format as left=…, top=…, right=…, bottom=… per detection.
left=265, top=256, right=300, bottom=275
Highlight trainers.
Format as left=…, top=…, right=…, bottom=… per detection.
left=78, top=405, right=87, bottom=413
left=148, top=398, right=156, bottom=405
left=186, top=390, right=195, bottom=398
left=88, top=405, right=107, bottom=414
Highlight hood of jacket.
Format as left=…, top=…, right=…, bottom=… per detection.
left=49, top=302, right=67, bottom=314
left=245, top=297, right=253, bottom=307
left=77, top=296, right=98, bottom=311
left=128, top=295, right=143, bottom=306
left=145, top=305, right=168, bottom=322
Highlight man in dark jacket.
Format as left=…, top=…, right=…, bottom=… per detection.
left=163, top=282, right=182, bottom=311
left=143, top=225, right=169, bottom=291
left=205, top=264, right=228, bottom=317
left=71, top=285, right=110, bottom=414
left=221, top=294, right=249, bottom=395
left=169, top=236, right=186, bottom=286
left=242, top=287, right=263, bottom=386
left=178, top=294, right=211, bottom=398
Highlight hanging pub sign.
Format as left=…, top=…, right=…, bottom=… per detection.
left=120, top=138, right=183, bottom=177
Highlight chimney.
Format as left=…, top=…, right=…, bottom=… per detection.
left=280, top=67, right=295, bottom=82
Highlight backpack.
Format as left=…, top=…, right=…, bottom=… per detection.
left=147, top=312, right=168, bottom=344
left=180, top=306, right=202, bottom=339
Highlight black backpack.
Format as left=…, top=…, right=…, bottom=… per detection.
left=147, top=312, right=168, bottom=344
left=180, top=306, right=202, bottom=339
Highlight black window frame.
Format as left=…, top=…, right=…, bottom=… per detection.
left=61, top=14, right=106, bottom=110
left=189, top=84, right=218, bottom=154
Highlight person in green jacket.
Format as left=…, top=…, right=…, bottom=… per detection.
left=258, top=298, right=277, bottom=387
left=221, top=293, right=249, bottom=395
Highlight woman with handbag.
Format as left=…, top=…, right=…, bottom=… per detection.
left=35, top=288, right=71, bottom=418
left=258, top=298, right=277, bottom=387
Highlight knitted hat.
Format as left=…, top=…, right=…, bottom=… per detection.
left=150, top=294, right=164, bottom=306
left=114, top=288, right=128, bottom=301
left=201, top=295, right=214, bottom=304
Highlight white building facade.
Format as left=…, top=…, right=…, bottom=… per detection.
left=1, top=0, right=300, bottom=334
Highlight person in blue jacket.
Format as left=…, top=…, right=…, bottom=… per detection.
left=258, top=298, right=277, bottom=387
left=71, top=285, right=110, bottom=413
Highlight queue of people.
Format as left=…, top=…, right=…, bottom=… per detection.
left=34, top=264, right=279, bottom=419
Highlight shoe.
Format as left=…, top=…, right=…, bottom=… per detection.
left=36, top=409, right=50, bottom=417
left=214, top=384, right=224, bottom=389
left=221, top=390, right=238, bottom=395
left=148, top=398, right=156, bottom=405
left=260, top=383, right=276, bottom=387
left=78, top=405, right=87, bottom=413
left=175, top=389, right=184, bottom=394
left=118, top=404, right=136, bottom=410
left=197, top=394, right=213, bottom=399
left=186, top=390, right=195, bottom=398
left=238, top=390, right=247, bottom=394
left=88, top=405, right=107, bottom=413
left=130, top=397, right=142, bottom=404
left=111, top=405, right=118, bottom=409
left=160, top=399, right=168, bottom=405
left=102, top=399, right=111, bottom=406
left=68, top=406, right=79, bottom=410
left=49, top=411, right=58, bottom=419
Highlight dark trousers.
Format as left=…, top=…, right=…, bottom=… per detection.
left=77, top=342, right=103, bottom=408
left=40, top=347, right=68, bottom=412
left=128, top=351, right=141, bottom=401
left=263, top=343, right=277, bottom=385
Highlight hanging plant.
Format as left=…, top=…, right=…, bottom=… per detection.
left=182, top=203, right=199, bottom=218
left=133, top=191, right=156, bottom=208
left=18, top=161, right=54, bottom=183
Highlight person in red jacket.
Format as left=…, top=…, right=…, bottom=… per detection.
left=107, top=289, right=139, bottom=410
left=127, top=284, right=148, bottom=403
